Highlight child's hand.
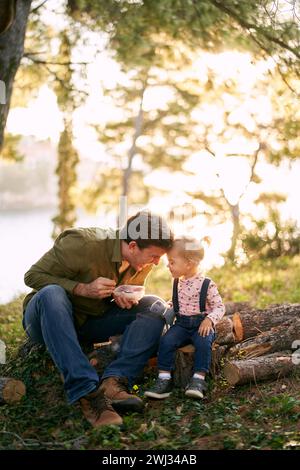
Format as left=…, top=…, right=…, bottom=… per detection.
left=198, top=317, right=214, bottom=337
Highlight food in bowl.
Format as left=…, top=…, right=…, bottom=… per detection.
left=113, top=285, right=145, bottom=302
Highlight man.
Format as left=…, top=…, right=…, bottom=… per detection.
left=22, top=211, right=173, bottom=427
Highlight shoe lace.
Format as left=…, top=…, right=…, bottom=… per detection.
left=89, top=391, right=113, bottom=417
left=155, top=378, right=170, bottom=391
left=190, top=377, right=207, bottom=391
left=116, top=377, right=129, bottom=393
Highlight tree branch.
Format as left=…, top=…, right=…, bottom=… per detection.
left=204, top=145, right=229, bottom=203
left=238, top=144, right=262, bottom=201
left=208, top=0, right=300, bottom=60
left=23, top=53, right=90, bottom=66
left=30, top=0, right=48, bottom=14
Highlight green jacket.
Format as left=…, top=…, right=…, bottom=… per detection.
left=23, top=227, right=153, bottom=327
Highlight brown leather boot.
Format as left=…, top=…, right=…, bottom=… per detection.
left=80, top=386, right=123, bottom=427
left=100, top=377, right=144, bottom=413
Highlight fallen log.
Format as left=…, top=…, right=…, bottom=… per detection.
left=211, top=344, right=229, bottom=377
left=88, top=342, right=117, bottom=376
left=233, top=304, right=300, bottom=340
left=214, top=314, right=245, bottom=345
left=224, top=301, right=252, bottom=315
left=215, top=316, right=235, bottom=345
left=0, top=377, right=26, bottom=405
left=87, top=319, right=238, bottom=387
left=223, top=352, right=296, bottom=386
left=229, top=319, right=300, bottom=359
left=88, top=336, right=159, bottom=382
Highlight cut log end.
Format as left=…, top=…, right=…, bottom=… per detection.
left=232, top=312, right=244, bottom=342
left=0, top=378, right=26, bottom=404
left=223, top=363, right=241, bottom=386
left=223, top=352, right=294, bottom=386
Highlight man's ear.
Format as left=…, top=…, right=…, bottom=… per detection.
left=128, top=241, right=138, bottom=251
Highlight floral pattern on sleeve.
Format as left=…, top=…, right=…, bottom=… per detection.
left=205, top=280, right=225, bottom=326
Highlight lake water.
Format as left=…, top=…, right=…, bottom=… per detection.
left=0, top=208, right=113, bottom=304
left=0, top=208, right=234, bottom=304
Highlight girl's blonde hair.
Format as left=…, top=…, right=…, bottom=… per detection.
left=172, top=236, right=205, bottom=265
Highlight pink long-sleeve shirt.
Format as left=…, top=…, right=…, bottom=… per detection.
left=177, top=273, right=225, bottom=326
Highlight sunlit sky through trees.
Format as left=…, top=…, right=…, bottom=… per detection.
left=5, top=0, right=300, bottom=271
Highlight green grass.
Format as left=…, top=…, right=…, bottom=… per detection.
left=146, top=255, right=300, bottom=307
left=1, top=256, right=300, bottom=450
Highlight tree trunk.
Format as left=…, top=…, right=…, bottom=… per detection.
left=227, top=203, right=240, bottom=262
left=225, top=145, right=261, bottom=262
left=224, top=352, right=296, bottom=386
left=51, top=119, right=79, bottom=239
left=173, top=344, right=195, bottom=388
left=51, top=31, right=79, bottom=239
left=0, top=0, right=32, bottom=151
left=235, top=304, right=300, bottom=340
left=122, top=77, right=147, bottom=199
left=229, top=318, right=300, bottom=359
left=173, top=343, right=228, bottom=388
left=0, top=377, right=26, bottom=404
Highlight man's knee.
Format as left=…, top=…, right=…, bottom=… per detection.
left=35, top=285, right=71, bottom=313
left=138, top=312, right=165, bottom=332
left=37, top=284, right=68, bottom=302
left=137, top=295, right=167, bottom=318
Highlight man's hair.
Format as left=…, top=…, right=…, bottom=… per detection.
left=120, top=211, right=173, bottom=250
left=172, top=236, right=204, bottom=264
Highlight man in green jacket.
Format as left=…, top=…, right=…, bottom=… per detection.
left=22, top=211, right=173, bottom=427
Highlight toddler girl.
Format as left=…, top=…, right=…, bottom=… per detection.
left=145, top=237, right=225, bottom=399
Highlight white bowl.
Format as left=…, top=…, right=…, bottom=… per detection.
left=113, top=285, right=145, bottom=302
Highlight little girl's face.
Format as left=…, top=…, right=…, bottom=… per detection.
left=167, top=248, right=190, bottom=278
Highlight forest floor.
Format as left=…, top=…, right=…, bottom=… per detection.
left=1, top=256, right=300, bottom=450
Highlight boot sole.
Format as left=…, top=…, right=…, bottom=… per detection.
left=93, top=418, right=123, bottom=428
left=185, top=389, right=204, bottom=399
left=112, top=398, right=144, bottom=414
left=144, top=391, right=171, bottom=399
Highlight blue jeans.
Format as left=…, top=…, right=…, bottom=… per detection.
left=157, top=314, right=216, bottom=374
left=23, top=285, right=165, bottom=404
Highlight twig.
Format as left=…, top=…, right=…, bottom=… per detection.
left=30, top=0, right=48, bottom=14
left=0, top=431, right=27, bottom=447
left=0, top=431, right=87, bottom=449
left=23, top=54, right=90, bottom=66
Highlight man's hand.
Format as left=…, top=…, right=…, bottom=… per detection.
left=73, top=277, right=116, bottom=299
left=198, top=317, right=214, bottom=337
left=112, top=292, right=139, bottom=310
